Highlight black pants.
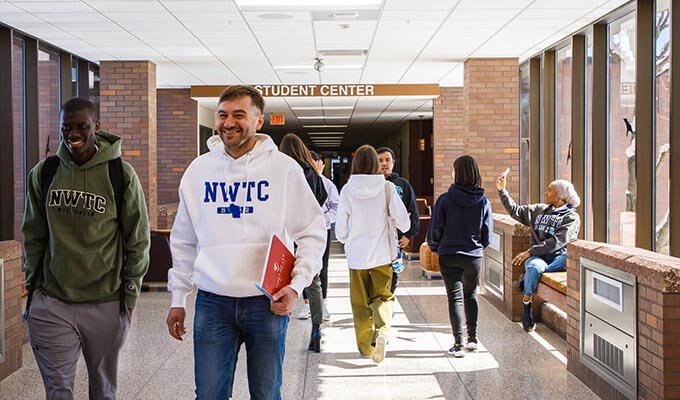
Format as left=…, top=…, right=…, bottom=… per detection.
left=439, top=254, right=482, bottom=343
left=304, top=228, right=331, bottom=300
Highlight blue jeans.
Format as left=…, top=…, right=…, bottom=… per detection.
left=194, top=290, right=289, bottom=400
left=523, top=253, right=567, bottom=296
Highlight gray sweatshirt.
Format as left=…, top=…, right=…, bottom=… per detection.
left=498, top=189, right=580, bottom=258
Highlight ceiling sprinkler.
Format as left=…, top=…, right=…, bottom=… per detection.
left=314, top=57, right=325, bottom=72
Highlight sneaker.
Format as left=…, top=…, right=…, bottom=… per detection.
left=297, top=303, right=311, bottom=320
left=372, top=335, right=387, bottom=364
left=464, top=338, right=478, bottom=352
left=447, top=343, right=465, bottom=358
left=322, top=303, right=331, bottom=321
left=512, top=274, right=525, bottom=293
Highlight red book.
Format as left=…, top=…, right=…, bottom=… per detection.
left=256, top=234, right=296, bottom=300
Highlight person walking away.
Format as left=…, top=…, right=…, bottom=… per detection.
left=22, top=97, right=150, bottom=400
left=428, top=155, right=492, bottom=357
left=279, top=133, right=327, bottom=353
left=336, top=145, right=410, bottom=364
left=310, top=150, right=339, bottom=321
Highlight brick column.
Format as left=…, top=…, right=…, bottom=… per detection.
left=433, top=87, right=464, bottom=199
left=463, top=58, right=519, bottom=211
left=99, top=61, right=158, bottom=229
left=157, top=89, right=197, bottom=207
left=0, top=240, right=23, bottom=380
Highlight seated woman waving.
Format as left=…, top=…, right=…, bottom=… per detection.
left=496, top=171, right=581, bottom=332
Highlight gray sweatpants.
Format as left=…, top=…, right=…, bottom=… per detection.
left=26, top=291, right=131, bottom=400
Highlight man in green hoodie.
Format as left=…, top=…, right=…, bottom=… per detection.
left=22, top=98, right=150, bottom=400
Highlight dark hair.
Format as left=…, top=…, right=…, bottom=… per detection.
left=375, top=147, right=395, bottom=160
left=310, top=150, right=320, bottom=161
left=351, top=145, right=380, bottom=175
left=279, top=133, right=317, bottom=171
left=453, top=155, right=482, bottom=188
left=217, top=85, right=265, bottom=114
left=61, top=97, right=98, bottom=119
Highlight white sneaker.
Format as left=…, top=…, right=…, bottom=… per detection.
left=447, top=344, right=465, bottom=358
left=322, top=303, right=331, bottom=321
left=372, top=335, right=387, bottom=364
left=297, top=303, right=310, bottom=319
left=464, top=339, right=478, bottom=352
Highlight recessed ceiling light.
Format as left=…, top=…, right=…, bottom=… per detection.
left=258, top=13, right=294, bottom=20
left=307, top=132, right=345, bottom=135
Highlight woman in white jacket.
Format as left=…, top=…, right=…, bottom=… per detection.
left=335, top=145, right=410, bottom=364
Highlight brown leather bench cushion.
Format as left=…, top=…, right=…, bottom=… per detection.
left=539, top=271, right=567, bottom=294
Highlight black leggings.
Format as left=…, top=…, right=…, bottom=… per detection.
left=438, top=254, right=482, bottom=342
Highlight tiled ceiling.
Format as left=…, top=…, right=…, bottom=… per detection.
left=0, top=0, right=630, bottom=149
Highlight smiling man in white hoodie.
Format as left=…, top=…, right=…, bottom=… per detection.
left=165, top=85, right=326, bottom=400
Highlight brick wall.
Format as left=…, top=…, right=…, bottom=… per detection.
left=157, top=89, right=197, bottom=206
left=0, top=241, right=23, bottom=381
left=464, top=58, right=519, bottom=212
left=433, top=87, right=464, bottom=199
left=433, top=59, right=519, bottom=211
left=99, top=61, right=158, bottom=229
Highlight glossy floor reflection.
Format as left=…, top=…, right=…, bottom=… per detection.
left=0, top=241, right=598, bottom=399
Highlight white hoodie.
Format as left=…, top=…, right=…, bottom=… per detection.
left=168, top=134, right=326, bottom=308
left=335, top=174, right=410, bottom=270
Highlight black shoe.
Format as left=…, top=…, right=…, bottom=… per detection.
left=309, top=323, right=321, bottom=353
left=512, top=274, right=525, bottom=293
left=522, top=301, right=535, bottom=332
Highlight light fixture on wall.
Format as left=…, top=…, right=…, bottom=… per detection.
left=313, top=57, right=325, bottom=72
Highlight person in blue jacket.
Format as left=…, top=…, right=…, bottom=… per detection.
left=428, top=155, right=492, bottom=358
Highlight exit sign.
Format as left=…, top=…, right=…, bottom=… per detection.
left=270, top=113, right=285, bottom=125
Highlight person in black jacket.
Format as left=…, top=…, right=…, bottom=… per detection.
left=279, top=133, right=327, bottom=352
left=428, top=155, right=492, bottom=358
left=376, top=147, right=419, bottom=294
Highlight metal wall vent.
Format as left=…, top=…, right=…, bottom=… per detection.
left=593, top=333, right=624, bottom=377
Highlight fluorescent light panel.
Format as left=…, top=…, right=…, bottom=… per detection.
left=273, top=65, right=363, bottom=70
left=292, top=106, right=353, bottom=110
left=303, top=125, right=347, bottom=128
left=297, top=116, right=349, bottom=120
left=307, top=132, right=345, bottom=135
left=236, top=0, right=380, bottom=6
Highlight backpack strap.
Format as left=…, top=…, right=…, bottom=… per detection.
left=24, top=156, right=61, bottom=320
left=108, top=158, right=128, bottom=315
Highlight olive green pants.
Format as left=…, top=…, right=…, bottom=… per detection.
left=349, top=264, right=394, bottom=357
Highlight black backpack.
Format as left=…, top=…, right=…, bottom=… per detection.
left=23, top=155, right=128, bottom=319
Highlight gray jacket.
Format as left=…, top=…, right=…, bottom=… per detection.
left=498, top=189, right=580, bottom=258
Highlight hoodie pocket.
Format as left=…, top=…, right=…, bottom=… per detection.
left=49, top=252, right=116, bottom=301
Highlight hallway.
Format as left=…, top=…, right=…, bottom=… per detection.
left=0, top=242, right=598, bottom=399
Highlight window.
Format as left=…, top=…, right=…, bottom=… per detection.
left=38, top=45, right=61, bottom=159
left=607, top=12, right=636, bottom=246
left=555, top=45, right=573, bottom=181
left=655, top=0, right=670, bottom=254
left=519, top=63, right=530, bottom=204
left=71, top=57, right=78, bottom=98
left=12, top=35, right=26, bottom=242
left=586, top=34, right=594, bottom=240
left=89, top=64, right=100, bottom=115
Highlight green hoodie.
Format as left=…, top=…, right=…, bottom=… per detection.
left=22, top=131, right=150, bottom=309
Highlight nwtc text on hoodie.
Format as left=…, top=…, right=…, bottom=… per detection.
left=203, top=180, right=270, bottom=218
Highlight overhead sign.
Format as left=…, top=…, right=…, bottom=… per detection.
left=270, top=113, right=285, bottom=125
left=191, top=84, right=440, bottom=98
